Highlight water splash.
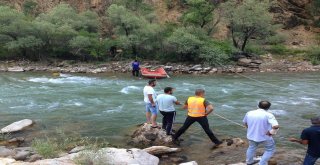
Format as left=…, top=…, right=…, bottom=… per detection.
left=28, top=75, right=99, bottom=84
left=103, top=105, right=124, bottom=113
left=269, top=110, right=287, bottom=116
left=120, top=86, right=140, bottom=94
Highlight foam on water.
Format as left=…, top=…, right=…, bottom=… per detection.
left=300, top=97, right=318, bottom=101
left=103, top=105, right=124, bottom=113
left=120, top=86, right=140, bottom=94
left=28, top=74, right=99, bottom=84
left=222, top=88, right=228, bottom=94
left=221, top=104, right=235, bottom=109
left=269, top=110, right=287, bottom=116
left=48, top=102, right=60, bottom=109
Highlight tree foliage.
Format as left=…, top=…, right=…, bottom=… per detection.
left=222, top=0, right=276, bottom=51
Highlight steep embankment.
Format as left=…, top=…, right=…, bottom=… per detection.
left=0, top=0, right=318, bottom=48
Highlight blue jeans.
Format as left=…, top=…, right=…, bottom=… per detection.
left=145, top=103, right=158, bottom=115
left=303, top=153, right=319, bottom=165
left=246, top=139, right=276, bottom=165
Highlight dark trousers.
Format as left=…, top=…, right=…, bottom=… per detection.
left=174, top=116, right=220, bottom=144
left=160, top=111, right=176, bottom=135
left=132, top=69, right=139, bottom=77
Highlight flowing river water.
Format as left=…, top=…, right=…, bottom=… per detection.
left=0, top=72, right=319, bottom=164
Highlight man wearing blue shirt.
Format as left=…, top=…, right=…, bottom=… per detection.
left=156, top=87, right=180, bottom=135
left=289, top=116, right=320, bottom=165
left=132, top=60, right=140, bottom=77
left=243, top=101, right=279, bottom=165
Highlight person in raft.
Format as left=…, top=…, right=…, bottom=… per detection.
left=243, top=101, right=279, bottom=165
left=289, top=116, right=320, bottom=165
left=131, top=60, right=140, bottom=77
left=143, top=79, right=159, bottom=128
left=173, top=89, right=222, bottom=147
left=156, top=87, right=181, bottom=135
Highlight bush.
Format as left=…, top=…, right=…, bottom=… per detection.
left=32, top=138, right=59, bottom=158
left=265, top=34, right=287, bottom=45
left=245, top=44, right=266, bottom=55
left=165, top=0, right=175, bottom=9
left=74, top=150, right=107, bottom=165
left=308, top=47, right=320, bottom=65
left=268, top=44, right=290, bottom=55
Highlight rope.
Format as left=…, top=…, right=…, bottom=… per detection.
left=213, top=113, right=246, bottom=128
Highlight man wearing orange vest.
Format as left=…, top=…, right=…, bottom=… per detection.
left=173, top=89, right=222, bottom=147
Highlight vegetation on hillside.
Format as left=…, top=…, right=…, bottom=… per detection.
left=0, top=0, right=319, bottom=65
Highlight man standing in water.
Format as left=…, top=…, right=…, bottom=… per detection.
left=132, top=60, right=140, bottom=77
left=289, top=116, right=320, bottom=165
left=143, top=80, right=159, bottom=128
left=156, top=87, right=181, bottom=135
left=243, top=101, right=279, bottom=165
left=173, top=89, right=222, bottom=147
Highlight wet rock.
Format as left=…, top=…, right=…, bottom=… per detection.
left=209, top=68, right=218, bottom=74
left=164, top=66, right=173, bottom=71
left=143, top=146, right=181, bottom=155
left=130, top=123, right=173, bottom=147
left=13, top=150, right=30, bottom=161
left=8, top=67, right=24, bottom=72
left=0, top=146, right=15, bottom=157
left=170, top=155, right=188, bottom=164
left=180, top=161, right=198, bottom=165
left=0, top=119, right=34, bottom=133
left=27, top=154, right=43, bottom=162
left=8, top=137, right=25, bottom=146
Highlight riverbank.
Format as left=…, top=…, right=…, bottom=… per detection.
left=1, top=55, right=320, bottom=75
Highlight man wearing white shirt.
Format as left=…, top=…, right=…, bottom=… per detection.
left=143, top=80, right=158, bottom=128
left=156, top=87, right=181, bottom=135
left=243, top=101, right=279, bottom=165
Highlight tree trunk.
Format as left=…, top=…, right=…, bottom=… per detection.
left=231, top=27, right=239, bottom=49
left=241, top=35, right=249, bottom=51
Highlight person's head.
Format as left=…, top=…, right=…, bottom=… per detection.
left=134, top=60, right=138, bottom=62
left=258, top=101, right=271, bottom=110
left=311, top=116, right=320, bottom=125
left=148, top=79, right=156, bottom=87
left=164, top=87, right=174, bottom=94
left=195, top=89, right=205, bottom=97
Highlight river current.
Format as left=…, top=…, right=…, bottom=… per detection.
left=0, top=72, right=319, bottom=163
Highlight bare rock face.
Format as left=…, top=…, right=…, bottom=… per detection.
left=130, top=123, right=173, bottom=147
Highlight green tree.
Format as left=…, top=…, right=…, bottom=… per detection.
left=0, top=6, right=41, bottom=58
left=23, top=0, right=38, bottom=16
left=106, top=4, right=160, bottom=57
left=223, top=0, right=276, bottom=51
left=34, top=4, right=99, bottom=58
left=181, top=0, right=219, bottom=34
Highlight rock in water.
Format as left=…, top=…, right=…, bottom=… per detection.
left=130, top=123, right=173, bottom=147
left=0, top=119, right=34, bottom=133
left=143, top=146, right=181, bottom=155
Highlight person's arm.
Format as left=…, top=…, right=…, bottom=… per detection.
left=266, top=114, right=280, bottom=136
left=173, top=96, right=181, bottom=105
left=205, top=104, right=214, bottom=115
left=288, top=138, right=308, bottom=145
left=148, top=94, right=155, bottom=106
left=182, top=100, right=188, bottom=110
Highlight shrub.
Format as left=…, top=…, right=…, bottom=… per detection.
left=74, top=150, right=107, bottom=165
left=265, top=34, right=287, bottom=45
left=308, top=46, right=320, bottom=65
left=245, top=43, right=266, bottom=55
left=165, top=0, right=175, bottom=9
left=268, top=44, right=289, bottom=55
left=32, top=138, right=59, bottom=158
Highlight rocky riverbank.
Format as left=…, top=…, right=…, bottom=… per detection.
left=0, top=120, right=309, bottom=165
left=0, top=55, right=320, bottom=75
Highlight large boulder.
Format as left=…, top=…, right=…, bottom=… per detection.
left=130, top=123, right=173, bottom=147
left=0, top=119, right=34, bottom=133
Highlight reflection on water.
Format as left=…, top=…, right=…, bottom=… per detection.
left=0, top=72, right=319, bottom=163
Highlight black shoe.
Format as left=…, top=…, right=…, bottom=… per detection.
left=211, top=141, right=223, bottom=149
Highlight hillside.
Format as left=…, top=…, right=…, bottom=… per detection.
left=0, top=0, right=320, bottom=64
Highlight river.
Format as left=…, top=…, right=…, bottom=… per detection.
left=0, top=72, right=319, bottom=164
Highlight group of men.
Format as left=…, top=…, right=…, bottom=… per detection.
left=143, top=79, right=320, bottom=165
